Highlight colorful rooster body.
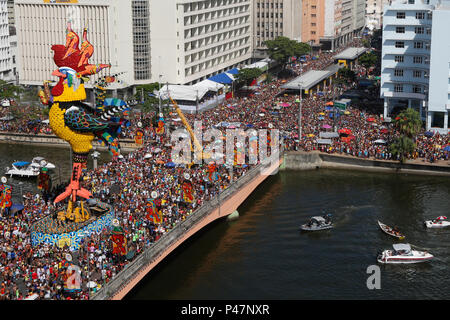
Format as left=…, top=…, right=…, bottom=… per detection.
left=41, top=22, right=130, bottom=218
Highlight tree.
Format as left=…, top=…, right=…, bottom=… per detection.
left=337, top=67, right=356, bottom=84
left=264, top=36, right=311, bottom=70
left=389, top=136, right=416, bottom=163
left=135, top=82, right=169, bottom=114
left=235, top=68, right=263, bottom=86
left=394, top=108, right=422, bottom=138
left=358, top=52, right=378, bottom=75
left=0, top=80, right=23, bottom=100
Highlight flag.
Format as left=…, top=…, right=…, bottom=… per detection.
left=145, top=199, right=163, bottom=223
left=156, top=117, right=165, bottom=135
left=111, top=226, right=127, bottom=256
left=182, top=180, right=194, bottom=203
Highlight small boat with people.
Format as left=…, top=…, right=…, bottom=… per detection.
left=5, top=157, right=55, bottom=177
left=300, top=214, right=333, bottom=231
left=378, top=221, right=405, bottom=240
left=377, top=243, right=433, bottom=264
left=424, top=216, right=450, bottom=228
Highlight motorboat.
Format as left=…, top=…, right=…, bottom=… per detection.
left=424, top=216, right=450, bottom=228
left=300, top=214, right=333, bottom=231
left=378, top=221, right=405, bottom=240
left=5, top=157, right=55, bottom=177
left=377, top=243, right=433, bottom=264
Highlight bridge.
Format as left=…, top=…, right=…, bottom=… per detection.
left=92, top=158, right=282, bottom=300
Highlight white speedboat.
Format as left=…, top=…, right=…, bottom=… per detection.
left=300, top=214, right=333, bottom=231
left=5, top=157, right=55, bottom=178
left=377, top=244, right=433, bottom=264
left=424, top=216, right=450, bottom=228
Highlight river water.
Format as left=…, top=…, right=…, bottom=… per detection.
left=128, top=168, right=450, bottom=300
left=1, top=143, right=450, bottom=299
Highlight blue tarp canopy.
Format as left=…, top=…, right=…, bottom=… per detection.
left=208, top=73, right=234, bottom=84
left=13, top=161, right=30, bottom=167
left=226, top=68, right=239, bottom=74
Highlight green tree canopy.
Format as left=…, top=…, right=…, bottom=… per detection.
left=0, top=80, right=23, bottom=99
left=337, top=67, right=356, bottom=83
left=358, top=52, right=378, bottom=72
left=135, top=82, right=169, bottom=113
left=389, top=136, right=416, bottom=163
left=235, top=68, right=263, bottom=86
left=394, top=108, right=423, bottom=138
left=264, top=37, right=311, bottom=69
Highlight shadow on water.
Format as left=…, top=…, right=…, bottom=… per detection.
left=124, top=169, right=450, bottom=299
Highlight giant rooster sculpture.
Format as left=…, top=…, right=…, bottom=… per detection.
left=39, top=22, right=129, bottom=223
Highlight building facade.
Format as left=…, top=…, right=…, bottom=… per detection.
left=427, top=0, right=450, bottom=132
left=252, top=0, right=302, bottom=55
left=150, top=0, right=252, bottom=85
left=380, top=0, right=434, bottom=125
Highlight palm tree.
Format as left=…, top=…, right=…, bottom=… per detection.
left=389, top=136, right=416, bottom=163
left=394, top=108, right=422, bottom=138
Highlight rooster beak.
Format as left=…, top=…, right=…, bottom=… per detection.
left=52, top=70, right=66, bottom=78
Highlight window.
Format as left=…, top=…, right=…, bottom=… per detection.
left=395, top=41, right=405, bottom=48
left=394, top=84, right=403, bottom=92
left=427, top=12, right=432, bottom=19
left=414, top=41, right=423, bottom=48
left=394, top=69, right=404, bottom=77
left=413, top=56, right=422, bottom=64
left=408, top=0, right=415, bottom=4
left=413, top=70, right=422, bottom=78
left=415, top=27, right=424, bottom=34
left=416, top=12, right=425, bottom=19
left=413, top=85, right=422, bottom=93
left=395, top=55, right=404, bottom=62
left=396, top=26, right=405, bottom=33
left=397, top=12, right=406, bottom=19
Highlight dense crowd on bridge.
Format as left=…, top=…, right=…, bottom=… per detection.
left=0, top=36, right=448, bottom=300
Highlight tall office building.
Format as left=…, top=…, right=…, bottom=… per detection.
left=252, top=0, right=302, bottom=56
left=150, top=0, right=252, bottom=85
left=15, top=0, right=149, bottom=98
left=0, top=0, right=11, bottom=81
left=381, top=0, right=450, bottom=133
left=301, top=0, right=365, bottom=50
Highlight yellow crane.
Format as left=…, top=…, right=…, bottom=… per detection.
left=169, top=96, right=211, bottom=161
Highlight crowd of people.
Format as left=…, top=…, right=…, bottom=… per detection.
left=0, top=35, right=448, bottom=300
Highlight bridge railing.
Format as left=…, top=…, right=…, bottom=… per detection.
left=91, top=160, right=274, bottom=300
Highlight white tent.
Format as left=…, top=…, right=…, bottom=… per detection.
left=192, top=79, right=225, bottom=92
left=158, top=84, right=209, bottom=102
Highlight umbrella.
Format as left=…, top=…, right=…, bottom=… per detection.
left=318, top=116, right=324, bottom=120
left=153, top=148, right=162, bottom=153
left=424, top=131, right=434, bottom=137
left=143, top=153, right=152, bottom=159
left=367, top=117, right=375, bottom=122
left=259, top=113, right=265, bottom=116
left=380, top=128, right=388, bottom=134
left=319, top=112, right=325, bottom=116
left=165, top=162, right=176, bottom=168
left=339, top=128, right=352, bottom=135
left=374, top=139, right=386, bottom=144
left=322, top=124, right=332, bottom=129
left=326, top=102, right=334, bottom=106
left=307, top=134, right=315, bottom=137
left=344, top=111, right=351, bottom=115
left=443, top=145, right=450, bottom=152
left=87, top=281, right=97, bottom=288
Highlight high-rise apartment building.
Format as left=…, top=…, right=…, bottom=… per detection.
left=252, top=0, right=302, bottom=55
left=0, top=0, right=11, bottom=81
left=150, top=0, right=252, bottom=85
left=381, top=0, right=450, bottom=133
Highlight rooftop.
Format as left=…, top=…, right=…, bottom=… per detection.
left=333, top=47, right=369, bottom=61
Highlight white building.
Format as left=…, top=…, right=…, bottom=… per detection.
left=15, top=0, right=153, bottom=99
left=427, top=0, right=450, bottom=132
left=366, top=0, right=390, bottom=31
left=150, top=0, right=252, bottom=85
left=0, top=0, right=11, bottom=81
left=381, top=0, right=450, bottom=133
left=380, top=0, right=433, bottom=121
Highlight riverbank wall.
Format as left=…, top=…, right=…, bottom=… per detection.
left=91, top=159, right=282, bottom=300
left=283, top=151, right=450, bottom=177
left=0, top=132, right=141, bottom=152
